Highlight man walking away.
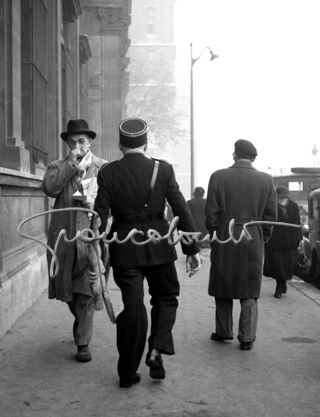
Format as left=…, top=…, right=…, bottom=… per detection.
left=205, top=139, right=277, bottom=351
left=94, top=118, right=201, bottom=387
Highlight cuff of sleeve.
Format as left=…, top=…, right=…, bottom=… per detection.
left=63, top=161, right=77, bottom=178
left=67, top=160, right=77, bottom=170
left=180, top=240, right=200, bottom=256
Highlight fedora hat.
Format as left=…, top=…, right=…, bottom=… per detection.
left=276, top=186, right=291, bottom=198
left=193, top=187, right=205, bottom=197
left=60, top=119, right=96, bottom=141
left=119, top=118, right=148, bottom=148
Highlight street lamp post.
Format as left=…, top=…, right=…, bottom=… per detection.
left=190, top=43, right=218, bottom=197
left=312, top=144, right=318, bottom=167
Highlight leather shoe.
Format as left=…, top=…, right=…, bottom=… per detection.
left=119, top=372, right=141, bottom=388
left=274, top=290, right=282, bottom=299
left=146, top=353, right=166, bottom=380
left=76, top=345, right=92, bottom=362
left=282, top=283, right=287, bottom=294
left=210, top=332, right=233, bottom=341
left=240, top=342, right=253, bottom=351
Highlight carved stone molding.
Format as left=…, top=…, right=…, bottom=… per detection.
left=97, top=6, right=128, bottom=30
left=90, top=73, right=102, bottom=89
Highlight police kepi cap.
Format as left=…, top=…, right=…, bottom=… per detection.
left=234, top=139, right=257, bottom=159
left=60, top=119, right=96, bottom=141
left=119, top=118, right=148, bottom=148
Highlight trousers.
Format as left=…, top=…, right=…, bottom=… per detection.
left=113, top=262, right=180, bottom=380
left=215, top=297, right=258, bottom=343
left=67, top=293, right=95, bottom=346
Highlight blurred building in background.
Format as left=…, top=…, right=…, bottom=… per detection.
left=126, top=0, right=190, bottom=198
left=0, top=0, right=131, bottom=338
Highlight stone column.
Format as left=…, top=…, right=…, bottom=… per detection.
left=81, top=0, right=131, bottom=162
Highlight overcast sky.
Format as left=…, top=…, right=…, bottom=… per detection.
left=174, top=0, right=320, bottom=187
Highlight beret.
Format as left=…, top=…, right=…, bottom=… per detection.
left=234, top=139, right=257, bottom=159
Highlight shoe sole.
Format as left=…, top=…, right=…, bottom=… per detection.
left=240, top=344, right=253, bottom=351
left=119, top=374, right=141, bottom=388
left=76, top=356, right=92, bottom=362
left=146, top=358, right=166, bottom=380
left=210, top=333, right=233, bottom=341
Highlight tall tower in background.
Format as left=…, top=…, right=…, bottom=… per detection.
left=126, top=0, right=191, bottom=198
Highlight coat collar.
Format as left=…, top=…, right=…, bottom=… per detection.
left=230, top=160, right=255, bottom=169
left=91, top=153, right=104, bottom=167
left=122, top=152, right=148, bottom=158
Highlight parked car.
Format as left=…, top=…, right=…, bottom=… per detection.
left=302, top=179, right=320, bottom=288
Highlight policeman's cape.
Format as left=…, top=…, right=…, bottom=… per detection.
left=87, top=215, right=116, bottom=324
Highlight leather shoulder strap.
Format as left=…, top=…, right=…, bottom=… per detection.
left=141, top=160, right=159, bottom=213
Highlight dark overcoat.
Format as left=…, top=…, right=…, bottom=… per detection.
left=94, top=153, right=199, bottom=267
left=264, top=199, right=301, bottom=250
left=205, top=160, right=277, bottom=299
left=41, top=154, right=107, bottom=302
left=263, top=199, right=302, bottom=281
left=187, top=196, right=209, bottom=240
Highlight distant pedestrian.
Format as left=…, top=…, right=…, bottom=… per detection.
left=187, top=187, right=210, bottom=250
left=41, top=119, right=107, bottom=362
left=94, top=118, right=201, bottom=387
left=205, top=139, right=277, bottom=351
left=263, top=186, right=302, bottom=298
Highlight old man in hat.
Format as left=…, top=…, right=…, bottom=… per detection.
left=94, top=118, right=201, bottom=387
left=41, top=119, right=107, bottom=362
left=205, top=139, right=277, bottom=351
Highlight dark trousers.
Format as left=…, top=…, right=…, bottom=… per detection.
left=67, top=293, right=95, bottom=346
left=113, top=263, right=180, bottom=380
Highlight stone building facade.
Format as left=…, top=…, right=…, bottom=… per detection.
left=0, top=0, right=131, bottom=339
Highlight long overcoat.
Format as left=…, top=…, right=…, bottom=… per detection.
left=263, top=199, right=302, bottom=281
left=41, top=154, right=107, bottom=302
left=205, top=160, right=277, bottom=299
left=187, top=196, right=209, bottom=240
left=264, top=199, right=301, bottom=251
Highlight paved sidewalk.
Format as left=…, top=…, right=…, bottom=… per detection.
left=1, top=248, right=320, bottom=417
